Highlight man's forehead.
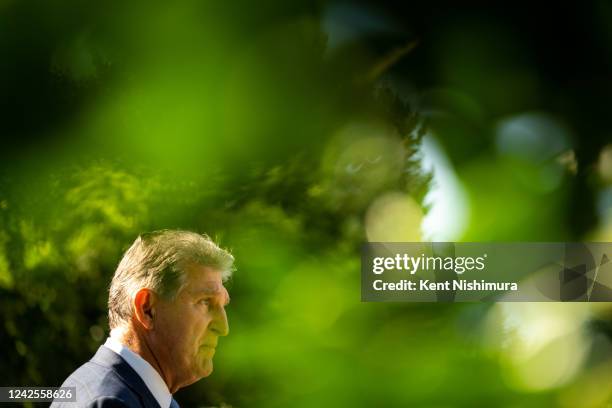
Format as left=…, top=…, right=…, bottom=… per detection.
left=185, top=263, right=223, bottom=279
left=183, top=264, right=228, bottom=293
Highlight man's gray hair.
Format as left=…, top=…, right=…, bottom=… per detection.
left=108, top=230, right=234, bottom=329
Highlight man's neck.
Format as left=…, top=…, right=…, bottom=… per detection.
left=109, top=326, right=179, bottom=393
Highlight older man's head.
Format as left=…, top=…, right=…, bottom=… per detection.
left=108, top=230, right=233, bottom=392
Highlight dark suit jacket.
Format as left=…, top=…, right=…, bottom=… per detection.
left=51, top=346, right=179, bottom=408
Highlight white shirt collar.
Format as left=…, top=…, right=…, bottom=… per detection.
left=103, top=337, right=172, bottom=408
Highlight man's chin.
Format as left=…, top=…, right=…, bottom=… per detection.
left=196, top=358, right=214, bottom=379
left=181, top=362, right=213, bottom=389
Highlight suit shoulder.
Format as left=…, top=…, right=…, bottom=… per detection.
left=86, top=396, right=131, bottom=408
left=54, top=360, right=142, bottom=407
left=52, top=396, right=130, bottom=408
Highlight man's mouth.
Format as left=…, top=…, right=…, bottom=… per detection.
left=200, top=343, right=217, bottom=349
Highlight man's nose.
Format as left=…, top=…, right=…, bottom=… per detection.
left=211, top=307, right=229, bottom=337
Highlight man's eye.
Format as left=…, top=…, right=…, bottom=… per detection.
left=199, top=299, right=211, bottom=306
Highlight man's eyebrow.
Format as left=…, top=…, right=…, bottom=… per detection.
left=191, top=288, right=231, bottom=306
left=190, top=287, right=223, bottom=296
left=189, top=283, right=229, bottom=298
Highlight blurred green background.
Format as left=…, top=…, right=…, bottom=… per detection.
left=1, top=1, right=612, bottom=407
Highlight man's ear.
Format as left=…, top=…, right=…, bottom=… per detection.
left=133, top=288, right=157, bottom=330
